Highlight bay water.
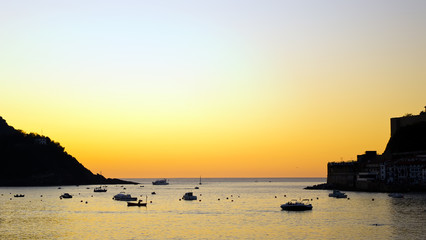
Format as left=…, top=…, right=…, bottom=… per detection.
left=1, top=178, right=425, bottom=239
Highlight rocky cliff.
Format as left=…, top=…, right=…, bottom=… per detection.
left=384, top=121, right=426, bottom=155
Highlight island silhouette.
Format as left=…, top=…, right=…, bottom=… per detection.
left=0, top=116, right=136, bottom=186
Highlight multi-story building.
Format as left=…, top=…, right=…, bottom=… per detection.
left=327, top=107, right=426, bottom=191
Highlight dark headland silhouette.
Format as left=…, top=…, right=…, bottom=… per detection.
left=0, top=116, right=137, bottom=186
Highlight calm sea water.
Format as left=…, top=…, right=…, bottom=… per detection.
left=1, top=178, right=425, bottom=239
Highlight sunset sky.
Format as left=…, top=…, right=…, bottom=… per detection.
left=1, top=0, right=425, bottom=178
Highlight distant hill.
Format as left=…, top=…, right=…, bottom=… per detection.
left=384, top=121, right=426, bottom=154
left=0, top=116, right=136, bottom=186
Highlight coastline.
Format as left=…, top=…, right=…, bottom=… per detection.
left=304, top=182, right=426, bottom=193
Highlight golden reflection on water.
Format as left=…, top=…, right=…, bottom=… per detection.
left=0, top=180, right=425, bottom=239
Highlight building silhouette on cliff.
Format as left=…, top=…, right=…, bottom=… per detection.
left=328, top=106, right=426, bottom=192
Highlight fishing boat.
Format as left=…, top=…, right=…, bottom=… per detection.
left=388, top=193, right=404, bottom=198
left=182, top=192, right=197, bottom=201
left=127, top=200, right=147, bottom=207
left=94, top=186, right=107, bottom=192
left=281, top=199, right=313, bottom=211
left=152, top=179, right=169, bottom=185
left=328, top=190, right=347, bottom=198
left=112, top=192, right=137, bottom=201
left=60, top=193, right=72, bottom=199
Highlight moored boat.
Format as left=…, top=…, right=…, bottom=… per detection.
left=182, top=192, right=197, bottom=201
left=388, top=193, right=404, bottom=198
left=127, top=200, right=147, bottom=207
left=60, top=193, right=72, bottom=199
left=281, top=199, right=313, bottom=211
left=329, top=190, right=347, bottom=198
left=113, top=192, right=137, bottom=201
left=152, top=179, right=169, bottom=185
left=94, top=186, right=107, bottom=192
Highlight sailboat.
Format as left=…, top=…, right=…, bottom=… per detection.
left=199, top=176, right=202, bottom=185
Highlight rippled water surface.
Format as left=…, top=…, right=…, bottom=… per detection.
left=1, top=178, right=425, bottom=239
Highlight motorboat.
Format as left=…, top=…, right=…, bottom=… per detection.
left=94, top=186, right=107, bottom=192
left=60, top=193, right=72, bottom=199
left=194, top=186, right=199, bottom=189
left=127, top=200, right=147, bottom=207
left=281, top=199, right=313, bottom=211
left=152, top=179, right=169, bottom=185
left=329, top=190, right=347, bottom=198
left=14, top=194, right=25, bottom=197
left=113, top=192, right=137, bottom=201
left=388, top=193, right=404, bottom=198
left=182, top=192, right=197, bottom=201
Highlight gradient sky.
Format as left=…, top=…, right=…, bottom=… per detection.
left=1, top=0, right=425, bottom=178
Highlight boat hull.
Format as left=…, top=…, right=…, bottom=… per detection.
left=182, top=196, right=197, bottom=201
left=113, top=197, right=137, bottom=201
left=127, top=202, right=147, bottom=207
left=280, top=204, right=312, bottom=211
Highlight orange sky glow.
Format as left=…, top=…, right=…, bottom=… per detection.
left=1, top=1, right=425, bottom=178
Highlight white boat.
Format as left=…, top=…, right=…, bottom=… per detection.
left=329, top=190, right=347, bottom=198
left=182, top=192, right=197, bottom=201
left=94, top=186, right=107, bottom=192
left=281, top=199, right=313, bottom=211
left=388, top=193, right=404, bottom=198
left=60, top=193, right=72, bottom=199
left=152, top=179, right=169, bottom=185
left=113, top=192, right=137, bottom=201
